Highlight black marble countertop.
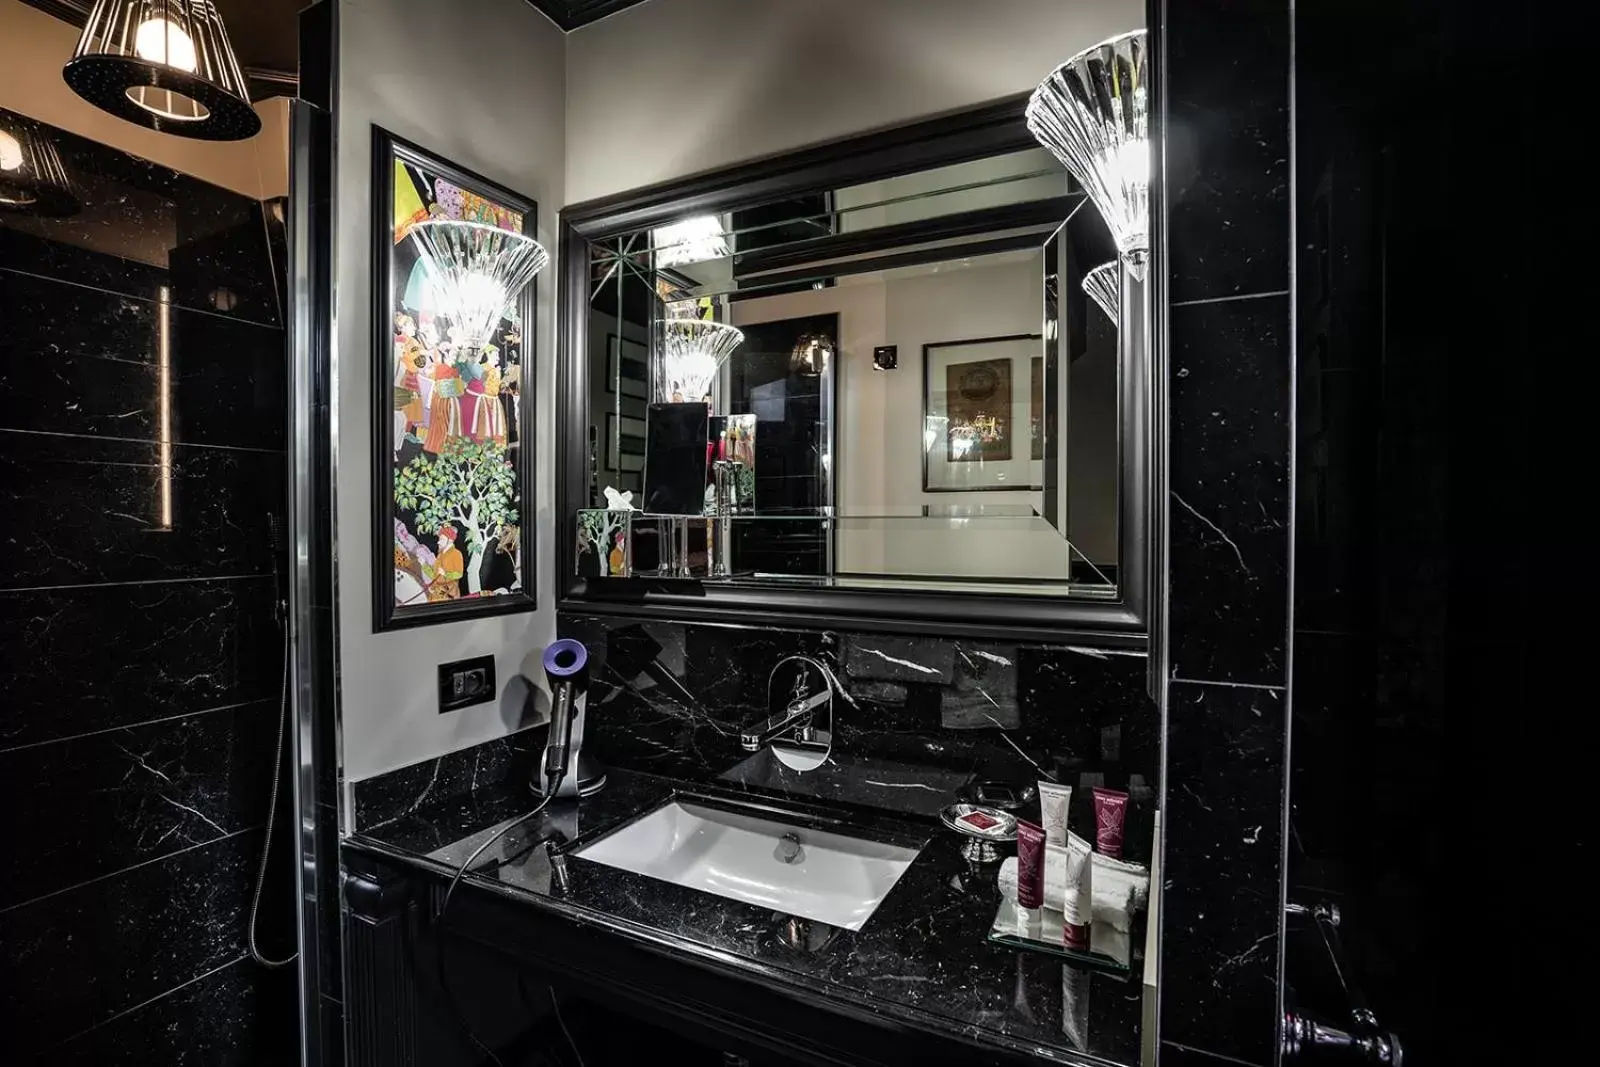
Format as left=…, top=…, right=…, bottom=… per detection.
left=351, top=767, right=1146, bottom=1067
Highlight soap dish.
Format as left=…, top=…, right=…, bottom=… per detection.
left=939, top=803, right=1017, bottom=864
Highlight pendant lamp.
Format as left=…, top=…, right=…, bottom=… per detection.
left=63, top=0, right=261, bottom=141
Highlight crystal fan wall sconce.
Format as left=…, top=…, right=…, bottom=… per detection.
left=1026, top=29, right=1148, bottom=277
left=63, top=0, right=261, bottom=141
left=408, top=220, right=550, bottom=350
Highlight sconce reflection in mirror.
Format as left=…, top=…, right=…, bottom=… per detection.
left=0, top=117, right=81, bottom=217
left=63, top=0, right=262, bottom=141
left=640, top=302, right=745, bottom=523
left=1082, top=261, right=1120, bottom=324
left=790, top=333, right=834, bottom=376
left=1026, top=29, right=1148, bottom=279
left=653, top=215, right=729, bottom=269
left=658, top=305, right=745, bottom=404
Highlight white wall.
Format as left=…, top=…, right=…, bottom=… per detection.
left=834, top=149, right=1066, bottom=233
left=732, top=254, right=1081, bottom=581
left=564, top=0, right=1141, bottom=203
left=336, top=0, right=565, bottom=783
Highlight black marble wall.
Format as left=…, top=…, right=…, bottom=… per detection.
left=355, top=616, right=1161, bottom=871
left=1282, top=1, right=1465, bottom=1061
left=0, top=111, right=296, bottom=1063
left=1157, top=2, right=1294, bottom=1065
left=563, top=614, right=1161, bottom=855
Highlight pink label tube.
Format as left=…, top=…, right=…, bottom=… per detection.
left=1015, top=820, right=1045, bottom=910
left=1092, top=787, right=1128, bottom=859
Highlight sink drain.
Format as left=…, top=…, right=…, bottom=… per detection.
left=775, top=831, right=805, bottom=865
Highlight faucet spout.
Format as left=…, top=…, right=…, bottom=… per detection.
left=739, top=689, right=828, bottom=752
left=740, top=654, right=836, bottom=763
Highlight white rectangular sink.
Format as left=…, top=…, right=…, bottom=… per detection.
left=574, top=800, right=922, bottom=931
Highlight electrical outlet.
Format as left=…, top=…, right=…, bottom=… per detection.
left=437, top=655, right=496, bottom=713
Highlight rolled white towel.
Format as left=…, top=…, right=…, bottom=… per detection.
left=1092, top=851, right=1151, bottom=914
left=997, top=849, right=1150, bottom=933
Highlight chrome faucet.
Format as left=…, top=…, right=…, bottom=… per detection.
left=739, top=655, right=834, bottom=755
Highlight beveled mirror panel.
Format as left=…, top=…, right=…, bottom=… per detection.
left=558, top=96, right=1154, bottom=640
left=581, top=148, right=1126, bottom=597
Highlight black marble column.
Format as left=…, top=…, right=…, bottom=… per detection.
left=1156, top=2, right=1294, bottom=1065
left=0, top=110, right=295, bottom=1062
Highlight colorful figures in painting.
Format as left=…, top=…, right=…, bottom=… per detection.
left=393, top=318, right=513, bottom=456
left=390, top=165, right=526, bottom=607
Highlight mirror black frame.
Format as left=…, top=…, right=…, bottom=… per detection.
left=556, top=96, right=1160, bottom=648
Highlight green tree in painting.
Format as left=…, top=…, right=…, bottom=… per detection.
left=395, top=438, right=517, bottom=595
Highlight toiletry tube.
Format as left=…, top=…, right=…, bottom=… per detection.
left=1091, top=786, right=1129, bottom=859
left=1043, top=841, right=1068, bottom=913
left=1016, top=821, right=1045, bottom=909
left=1061, top=832, right=1092, bottom=949
left=1038, top=781, right=1072, bottom=846
left=1015, top=819, right=1045, bottom=933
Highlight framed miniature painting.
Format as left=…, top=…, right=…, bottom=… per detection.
left=372, top=127, right=545, bottom=630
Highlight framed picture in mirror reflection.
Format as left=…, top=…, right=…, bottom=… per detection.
left=606, top=413, right=647, bottom=472
left=922, top=334, right=1044, bottom=492
left=605, top=333, right=649, bottom=398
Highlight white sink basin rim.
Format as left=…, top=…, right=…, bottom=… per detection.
left=574, top=799, right=923, bottom=931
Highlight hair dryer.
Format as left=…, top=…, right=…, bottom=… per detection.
left=534, top=639, right=607, bottom=799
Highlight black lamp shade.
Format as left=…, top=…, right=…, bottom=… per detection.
left=63, top=0, right=261, bottom=142
left=0, top=114, right=81, bottom=217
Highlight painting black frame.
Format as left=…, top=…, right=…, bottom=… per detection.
left=922, top=333, right=1045, bottom=493
left=555, top=96, right=1161, bottom=646
left=371, top=126, right=540, bottom=632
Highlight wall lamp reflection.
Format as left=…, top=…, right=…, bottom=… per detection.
left=660, top=310, right=744, bottom=404
left=0, top=115, right=81, bottom=217
left=1082, top=261, right=1120, bottom=324
left=653, top=215, right=729, bottom=269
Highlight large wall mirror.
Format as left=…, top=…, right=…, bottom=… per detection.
left=558, top=96, right=1154, bottom=643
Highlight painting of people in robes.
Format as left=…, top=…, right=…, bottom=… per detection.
left=377, top=132, right=539, bottom=628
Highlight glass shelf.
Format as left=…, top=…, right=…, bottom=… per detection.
left=574, top=508, right=1116, bottom=595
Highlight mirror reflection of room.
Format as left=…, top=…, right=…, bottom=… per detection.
left=585, top=148, right=1127, bottom=596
